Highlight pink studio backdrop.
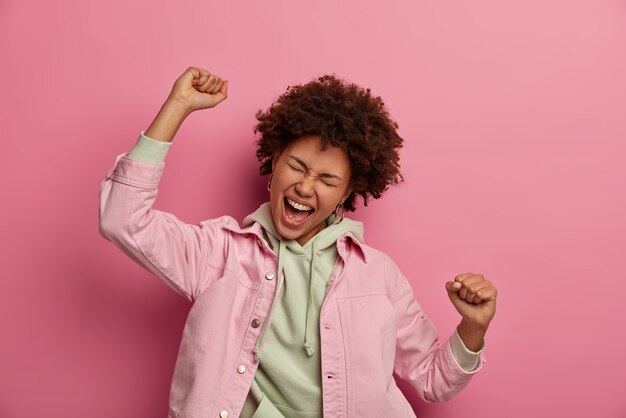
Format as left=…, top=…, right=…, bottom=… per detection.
left=1, top=0, right=625, bottom=417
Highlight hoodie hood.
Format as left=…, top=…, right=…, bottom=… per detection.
left=243, top=202, right=364, bottom=360
left=243, top=202, right=364, bottom=254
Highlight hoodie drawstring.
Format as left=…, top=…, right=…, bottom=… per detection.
left=302, top=239, right=317, bottom=357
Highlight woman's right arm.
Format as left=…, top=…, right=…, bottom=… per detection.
left=99, top=67, right=229, bottom=302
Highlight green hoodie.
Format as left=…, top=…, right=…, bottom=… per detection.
left=239, top=202, right=364, bottom=418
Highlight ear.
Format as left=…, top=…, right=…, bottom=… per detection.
left=341, top=188, right=353, bottom=205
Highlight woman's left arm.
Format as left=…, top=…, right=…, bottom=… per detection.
left=445, top=273, right=498, bottom=352
left=391, top=265, right=497, bottom=403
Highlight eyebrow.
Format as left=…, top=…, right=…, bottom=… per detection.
left=289, top=156, right=343, bottom=180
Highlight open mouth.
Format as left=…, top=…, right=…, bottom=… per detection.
left=282, top=197, right=314, bottom=226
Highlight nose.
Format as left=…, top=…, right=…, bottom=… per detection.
left=294, top=174, right=316, bottom=197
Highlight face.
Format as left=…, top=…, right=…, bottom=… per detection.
left=269, top=135, right=352, bottom=246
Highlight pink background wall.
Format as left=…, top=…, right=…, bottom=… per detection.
left=1, top=0, right=625, bottom=417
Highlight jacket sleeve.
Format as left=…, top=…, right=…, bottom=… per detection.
left=99, top=152, right=223, bottom=303
left=390, top=261, right=485, bottom=403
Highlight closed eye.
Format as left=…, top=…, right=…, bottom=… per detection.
left=287, top=159, right=341, bottom=187
left=287, top=163, right=305, bottom=173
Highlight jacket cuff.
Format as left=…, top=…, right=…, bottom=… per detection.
left=439, top=333, right=486, bottom=384
left=105, top=151, right=165, bottom=190
left=449, top=328, right=485, bottom=372
left=126, top=131, right=172, bottom=164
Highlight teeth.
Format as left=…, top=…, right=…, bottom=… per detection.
left=287, top=198, right=313, bottom=211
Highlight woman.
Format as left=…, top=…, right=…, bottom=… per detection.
left=99, top=67, right=497, bottom=418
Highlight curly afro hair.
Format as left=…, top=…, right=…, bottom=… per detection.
left=254, top=74, right=404, bottom=212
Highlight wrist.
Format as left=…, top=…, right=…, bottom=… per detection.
left=457, top=319, right=488, bottom=352
left=459, top=317, right=489, bottom=332
left=162, top=98, right=193, bottom=118
left=143, top=99, right=192, bottom=143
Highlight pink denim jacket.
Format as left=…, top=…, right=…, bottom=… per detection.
left=99, top=153, right=485, bottom=418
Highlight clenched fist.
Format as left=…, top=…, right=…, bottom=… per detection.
left=166, top=66, right=229, bottom=113
left=445, top=273, right=497, bottom=351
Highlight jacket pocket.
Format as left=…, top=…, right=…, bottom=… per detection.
left=337, top=295, right=400, bottom=417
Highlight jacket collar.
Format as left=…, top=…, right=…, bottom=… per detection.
left=222, top=221, right=368, bottom=264
left=337, top=232, right=368, bottom=263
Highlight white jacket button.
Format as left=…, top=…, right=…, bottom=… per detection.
left=237, top=364, right=246, bottom=374
left=264, top=271, right=275, bottom=280
left=219, top=410, right=229, bottom=418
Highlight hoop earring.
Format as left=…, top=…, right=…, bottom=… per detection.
left=266, top=174, right=273, bottom=192
left=333, top=202, right=345, bottom=224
